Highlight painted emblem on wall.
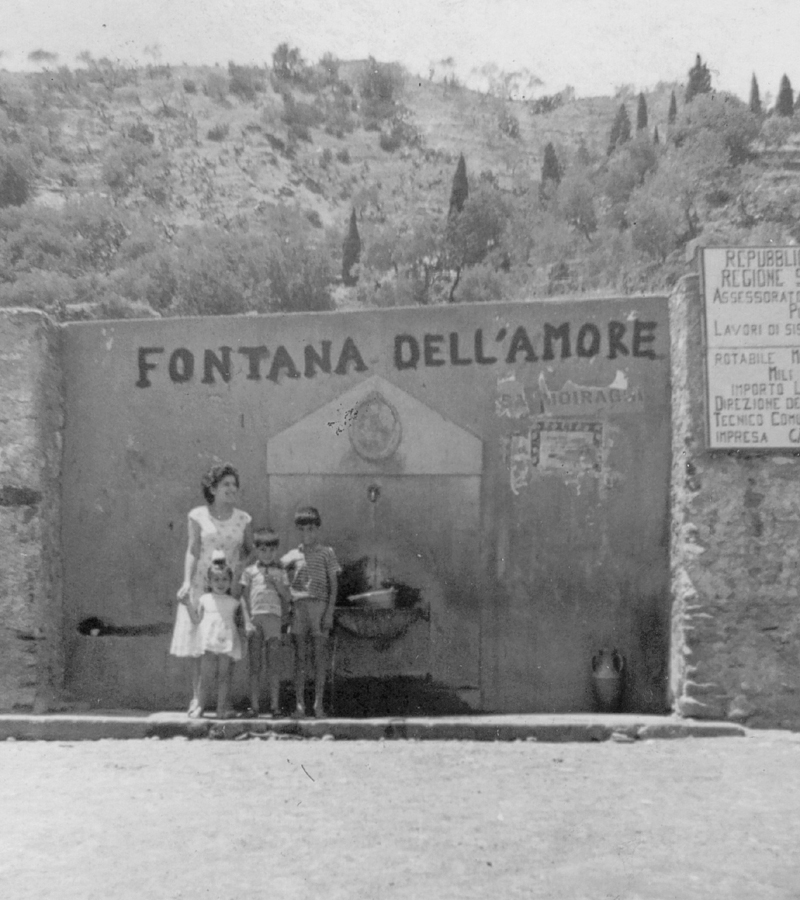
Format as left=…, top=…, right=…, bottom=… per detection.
left=348, top=391, right=403, bottom=460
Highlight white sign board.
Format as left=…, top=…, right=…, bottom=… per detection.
left=701, top=247, right=800, bottom=450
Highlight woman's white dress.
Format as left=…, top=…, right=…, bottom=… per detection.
left=169, top=505, right=251, bottom=657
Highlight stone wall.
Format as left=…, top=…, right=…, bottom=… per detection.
left=3, top=287, right=800, bottom=725
left=670, top=275, right=800, bottom=729
left=0, top=309, right=63, bottom=711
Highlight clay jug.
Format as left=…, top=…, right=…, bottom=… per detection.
left=591, top=648, right=625, bottom=712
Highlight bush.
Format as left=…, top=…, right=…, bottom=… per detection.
left=101, top=138, right=166, bottom=198
left=125, top=121, right=154, bottom=145
left=0, top=145, right=33, bottom=207
left=182, top=78, right=197, bottom=94
left=378, top=112, right=420, bottom=153
left=0, top=270, right=77, bottom=309
left=319, top=53, right=340, bottom=86
left=360, top=57, right=404, bottom=124
left=498, top=107, right=520, bottom=139
left=145, top=65, right=172, bottom=81
left=628, top=188, right=681, bottom=262
left=671, top=92, right=758, bottom=164
left=228, top=63, right=265, bottom=101
left=282, top=92, right=325, bottom=132
left=206, top=123, right=229, bottom=142
left=336, top=147, right=351, bottom=164
left=529, top=93, right=563, bottom=115
left=320, top=147, right=333, bottom=168
left=453, top=262, right=505, bottom=303
left=379, top=130, right=402, bottom=152
left=760, top=115, right=799, bottom=148
left=272, top=44, right=307, bottom=83
left=446, top=185, right=509, bottom=267
left=204, top=72, right=229, bottom=103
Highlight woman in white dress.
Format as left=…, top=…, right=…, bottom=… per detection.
left=170, top=463, right=253, bottom=716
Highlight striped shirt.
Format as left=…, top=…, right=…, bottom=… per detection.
left=240, top=563, right=290, bottom=617
left=288, top=544, right=340, bottom=602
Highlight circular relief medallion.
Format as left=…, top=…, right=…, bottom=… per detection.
left=348, top=392, right=402, bottom=461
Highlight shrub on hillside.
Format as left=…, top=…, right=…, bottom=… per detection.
left=125, top=121, right=154, bottom=145
left=76, top=53, right=138, bottom=93
left=228, top=63, right=265, bottom=101
left=760, top=115, right=799, bottom=148
left=0, top=271, right=81, bottom=310
left=101, top=137, right=167, bottom=199
left=498, top=106, right=520, bottom=139
left=556, top=172, right=598, bottom=241
left=360, top=57, right=404, bottom=124
left=0, top=144, right=33, bottom=207
left=628, top=188, right=682, bottom=261
left=145, top=65, right=172, bottom=81
left=319, top=53, right=340, bottom=86
left=529, top=92, right=563, bottom=115
left=272, top=44, right=308, bottom=83
left=671, top=92, right=758, bottom=164
left=323, top=94, right=357, bottom=137
left=445, top=185, right=509, bottom=268
left=182, top=78, right=197, bottom=94
left=453, top=261, right=505, bottom=303
left=204, top=72, right=230, bottom=103
left=282, top=92, right=324, bottom=133
left=206, top=123, right=229, bottom=142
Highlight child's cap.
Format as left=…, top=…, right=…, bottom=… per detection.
left=294, top=506, right=321, bottom=527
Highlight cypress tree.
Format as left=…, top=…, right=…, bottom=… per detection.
left=607, top=104, right=631, bottom=155
left=685, top=54, right=711, bottom=102
left=776, top=74, right=794, bottom=116
left=667, top=90, right=678, bottom=125
left=342, top=208, right=361, bottom=286
left=540, top=142, right=562, bottom=185
left=653, top=126, right=660, bottom=144
left=636, top=92, right=648, bottom=131
left=749, top=74, right=762, bottom=115
left=449, top=153, right=469, bottom=216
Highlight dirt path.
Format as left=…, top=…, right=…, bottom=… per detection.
left=0, top=732, right=798, bottom=899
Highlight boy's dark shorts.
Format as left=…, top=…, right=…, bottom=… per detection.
left=250, top=613, right=282, bottom=642
left=291, top=598, right=327, bottom=637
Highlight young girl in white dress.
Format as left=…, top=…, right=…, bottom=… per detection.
left=170, top=463, right=253, bottom=716
left=188, top=558, right=253, bottom=719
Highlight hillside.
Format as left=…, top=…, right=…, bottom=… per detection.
left=0, top=55, right=799, bottom=319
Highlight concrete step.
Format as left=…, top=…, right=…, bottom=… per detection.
left=0, top=712, right=747, bottom=742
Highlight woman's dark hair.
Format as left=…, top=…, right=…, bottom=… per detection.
left=201, top=463, right=240, bottom=504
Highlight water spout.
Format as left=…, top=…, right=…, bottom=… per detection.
left=367, top=483, right=382, bottom=589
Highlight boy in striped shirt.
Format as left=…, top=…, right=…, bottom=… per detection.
left=282, top=506, right=340, bottom=718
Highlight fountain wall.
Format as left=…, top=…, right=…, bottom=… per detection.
left=47, top=297, right=671, bottom=713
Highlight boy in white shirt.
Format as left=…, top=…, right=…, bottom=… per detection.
left=240, top=527, right=291, bottom=717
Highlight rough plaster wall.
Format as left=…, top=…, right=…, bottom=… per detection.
left=0, top=309, right=63, bottom=710
left=670, top=275, right=800, bottom=728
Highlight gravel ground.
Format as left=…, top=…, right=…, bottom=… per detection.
left=0, top=731, right=798, bottom=900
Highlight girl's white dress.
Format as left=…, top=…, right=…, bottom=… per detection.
left=169, top=505, right=251, bottom=657
left=196, top=592, right=244, bottom=660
